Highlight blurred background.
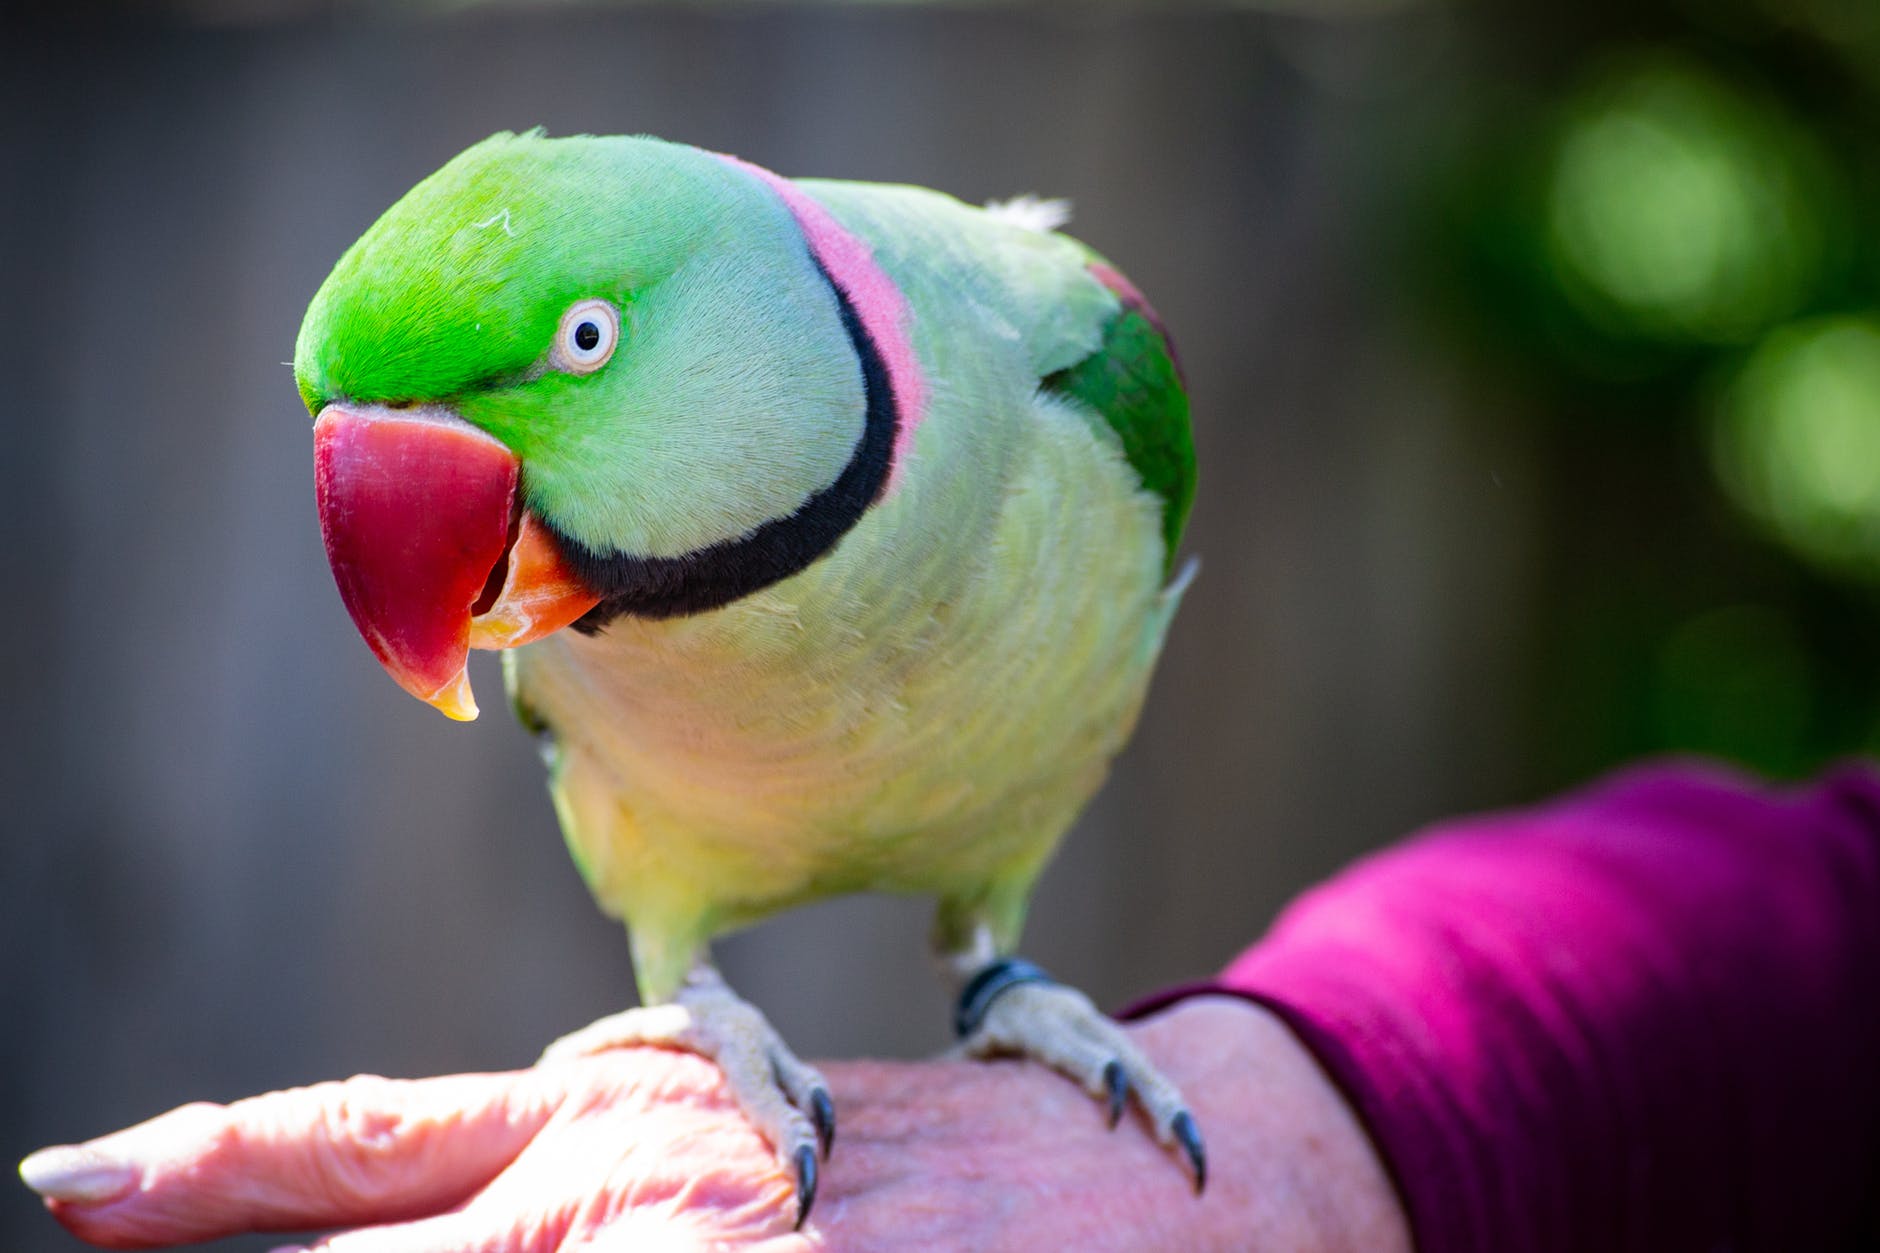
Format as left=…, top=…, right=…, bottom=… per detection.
left=4, top=0, right=1879, bottom=1247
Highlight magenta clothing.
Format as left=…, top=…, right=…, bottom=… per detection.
left=1140, top=761, right=1880, bottom=1251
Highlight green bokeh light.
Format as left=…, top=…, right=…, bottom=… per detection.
left=1651, top=604, right=1811, bottom=771
left=1714, top=315, right=1880, bottom=577
left=1545, top=57, right=1831, bottom=345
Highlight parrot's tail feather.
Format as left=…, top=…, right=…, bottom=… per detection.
left=1164, top=554, right=1199, bottom=601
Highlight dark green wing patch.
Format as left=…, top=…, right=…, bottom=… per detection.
left=1042, top=264, right=1195, bottom=569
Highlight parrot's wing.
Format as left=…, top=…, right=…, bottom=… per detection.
left=795, top=177, right=1194, bottom=566
left=1040, top=263, right=1195, bottom=568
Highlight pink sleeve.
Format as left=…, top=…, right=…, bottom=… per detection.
left=1136, top=760, right=1880, bottom=1252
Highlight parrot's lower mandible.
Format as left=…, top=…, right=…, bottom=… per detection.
left=295, top=131, right=1200, bottom=1226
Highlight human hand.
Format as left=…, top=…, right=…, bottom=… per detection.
left=21, top=998, right=1408, bottom=1252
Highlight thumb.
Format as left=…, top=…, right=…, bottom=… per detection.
left=21, top=1069, right=559, bottom=1249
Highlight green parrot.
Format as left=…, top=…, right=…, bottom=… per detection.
left=297, top=130, right=1199, bottom=1225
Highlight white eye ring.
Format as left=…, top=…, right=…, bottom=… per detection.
left=552, top=299, right=620, bottom=374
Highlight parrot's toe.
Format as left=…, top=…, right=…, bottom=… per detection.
left=538, top=969, right=835, bottom=1226
left=954, top=958, right=1207, bottom=1193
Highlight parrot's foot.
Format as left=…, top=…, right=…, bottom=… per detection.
left=538, top=968, right=834, bottom=1228
left=954, top=958, right=1206, bottom=1192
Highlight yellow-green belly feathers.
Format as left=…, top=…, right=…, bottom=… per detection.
left=504, top=181, right=1189, bottom=1001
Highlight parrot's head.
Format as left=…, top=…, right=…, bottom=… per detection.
left=296, top=131, right=899, bottom=720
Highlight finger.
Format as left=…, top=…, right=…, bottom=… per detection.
left=561, top=1209, right=811, bottom=1253
left=26, top=1070, right=561, bottom=1248
left=272, top=1208, right=509, bottom=1253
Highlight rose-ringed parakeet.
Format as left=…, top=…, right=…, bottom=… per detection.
left=298, top=131, right=1199, bottom=1225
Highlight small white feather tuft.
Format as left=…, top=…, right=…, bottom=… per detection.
left=984, top=195, right=1072, bottom=234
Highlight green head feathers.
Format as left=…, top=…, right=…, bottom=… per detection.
left=295, top=131, right=870, bottom=566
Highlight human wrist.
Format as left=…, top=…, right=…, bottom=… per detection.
left=1127, top=995, right=1411, bottom=1252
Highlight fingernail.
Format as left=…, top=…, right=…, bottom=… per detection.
left=18, top=1145, right=138, bottom=1204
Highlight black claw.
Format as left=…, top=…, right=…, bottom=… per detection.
left=794, top=1144, right=819, bottom=1229
left=1171, top=1110, right=1207, bottom=1194
left=1102, top=1060, right=1129, bottom=1129
left=810, top=1086, right=837, bottom=1159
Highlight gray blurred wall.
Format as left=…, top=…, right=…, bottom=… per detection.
left=0, top=6, right=1538, bottom=1249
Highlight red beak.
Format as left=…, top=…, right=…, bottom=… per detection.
left=313, top=404, right=601, bottom=720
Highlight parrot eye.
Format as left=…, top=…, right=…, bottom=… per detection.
left=552, top=299, right=620, bottom=374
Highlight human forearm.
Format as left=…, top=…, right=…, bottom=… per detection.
left=1189, top=761, right=1880, bottom=1252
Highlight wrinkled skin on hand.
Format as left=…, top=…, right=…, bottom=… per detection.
left=33, top=1000, right=1409, bottom=1253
